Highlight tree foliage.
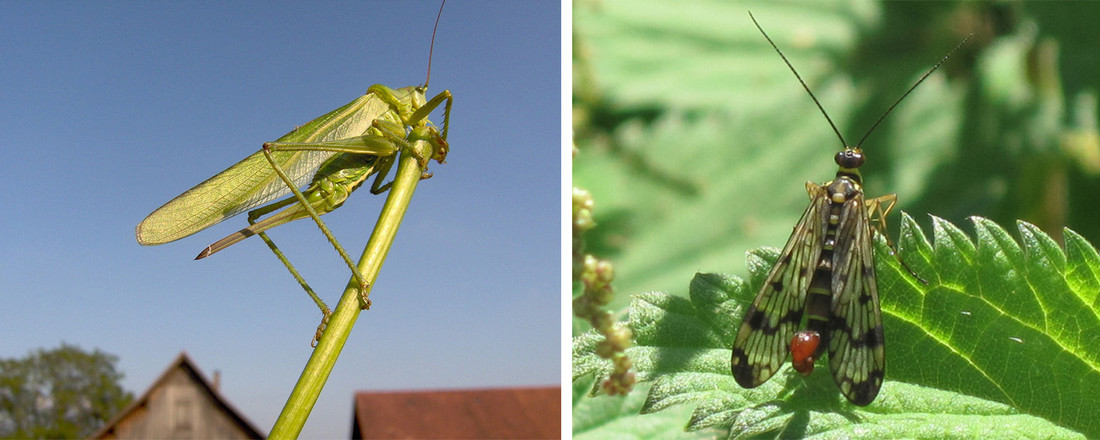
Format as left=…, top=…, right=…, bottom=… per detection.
left=0, top=344, right=132, bottom=439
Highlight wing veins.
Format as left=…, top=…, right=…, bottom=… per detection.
left=828, top=193, right=886, bottom=405
left=732, top=184, right=829, bottom=387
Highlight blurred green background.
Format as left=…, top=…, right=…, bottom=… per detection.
left=573, top=0, right=1100, bottom=318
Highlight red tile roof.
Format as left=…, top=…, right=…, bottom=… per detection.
left=352, top=386, right=560, bottom=439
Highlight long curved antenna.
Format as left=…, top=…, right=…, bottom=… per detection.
left=749, top=11, right=848, bottom=148
left=425, top=0, right=446, bottom=88
left=854, top=33, right=971, bottom=149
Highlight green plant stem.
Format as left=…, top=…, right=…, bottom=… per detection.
left=268, top=148, right=426, bottom=439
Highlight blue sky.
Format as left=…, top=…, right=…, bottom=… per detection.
left=0, top=1, right=560, bottom=438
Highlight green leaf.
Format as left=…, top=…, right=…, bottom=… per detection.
left=573, top=0, right=972, bottom=304
left=573, top=215, right=1096, bottom=438
left=573, top=0, right=1100, bottom=316
left=572, top=377, right=716, bottom=440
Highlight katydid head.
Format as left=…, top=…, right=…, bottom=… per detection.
left=387, top=2, right=449, bottom=169
left=409, top=125, right=448, bottom=164
left=395, top=85, right=447, bottom=164
left=747, top=12, right=970, bottom=163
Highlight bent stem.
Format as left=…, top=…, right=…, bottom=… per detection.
left=268, top=147, right=427, bottom=439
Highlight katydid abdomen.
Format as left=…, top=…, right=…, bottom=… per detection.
left=195, top=153, right=383, bottom=259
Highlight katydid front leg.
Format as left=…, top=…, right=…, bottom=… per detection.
left=367, top=84, right=452, bottom=171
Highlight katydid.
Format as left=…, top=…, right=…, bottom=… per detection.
left=135, top=86, right=450, bottom=256
left=135, top=6, right=452, bottom=340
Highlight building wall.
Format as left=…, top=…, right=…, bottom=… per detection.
left=98, top=366, right=259, bottom=440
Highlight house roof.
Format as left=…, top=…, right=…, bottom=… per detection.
left=90, top=351, right=265, bottom=439
left=352, top=386, right=560, bottom=439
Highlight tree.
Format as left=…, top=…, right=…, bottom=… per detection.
left=0, top=343, right=132, bottom=439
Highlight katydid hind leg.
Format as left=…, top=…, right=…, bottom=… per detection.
left=259, top=144, right=373, bottom=305
left=254, top=228, right=335, bottom=346
left=312, top=310, right=332, bottom=348
left=195, top=199, right=335, bottom=346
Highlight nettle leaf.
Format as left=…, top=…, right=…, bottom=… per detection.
left=573, top=0, right=972, bottom=309
left=572, top=376, right=719, bottom=440
left=573, top=214, right=1097, bottom=439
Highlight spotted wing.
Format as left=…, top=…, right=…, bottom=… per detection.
left=732, top=183, right=829, bottom=388
left=827, top=192, right=886, bottom=406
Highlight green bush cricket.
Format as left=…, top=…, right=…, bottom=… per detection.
left=136, top=3, right=452, bottom=344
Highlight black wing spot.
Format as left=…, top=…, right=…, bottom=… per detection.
left=745, top=309, right=767, bottom=330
